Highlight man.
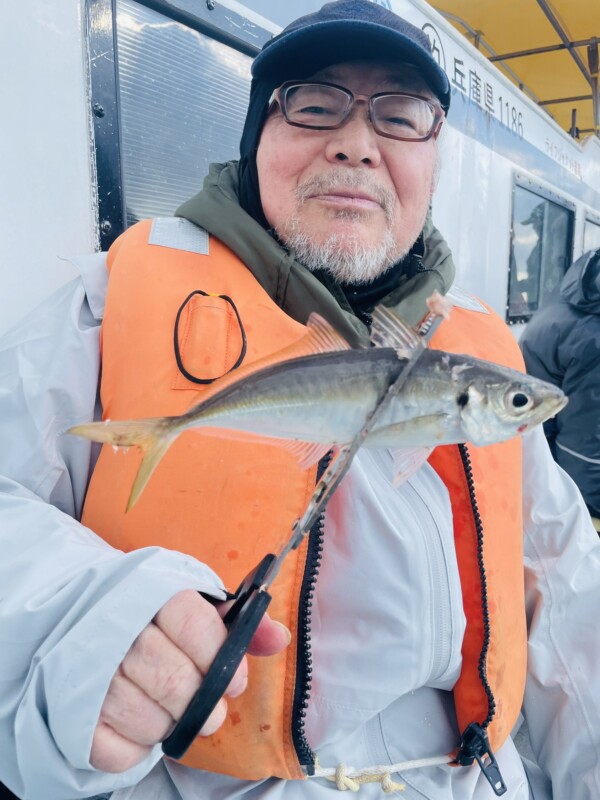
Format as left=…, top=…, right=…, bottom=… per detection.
left=521, top=248, right=600, bottom=530
left=1, top=2, right=599, bottom=799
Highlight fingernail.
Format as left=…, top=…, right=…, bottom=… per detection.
left=272, top=620, right=292, bottom=645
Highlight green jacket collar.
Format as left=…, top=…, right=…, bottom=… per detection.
left=176, top=161, right=456, bottom=348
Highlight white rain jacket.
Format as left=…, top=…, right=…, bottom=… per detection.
left=1, top=254, right=600, bottom=800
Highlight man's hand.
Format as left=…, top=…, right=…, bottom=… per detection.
left=90, top=589, right=290, bottom=772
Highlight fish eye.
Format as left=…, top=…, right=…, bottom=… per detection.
left=506, top=389, right=532, bottom=412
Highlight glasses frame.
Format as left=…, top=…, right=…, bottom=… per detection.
left=272, top=80, right=445, bottom=143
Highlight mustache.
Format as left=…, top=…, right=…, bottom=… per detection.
left=295, top=169, right=396, bottom=220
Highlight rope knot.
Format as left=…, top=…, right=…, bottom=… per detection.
left=334, top=763, right=361, bottom=792
left=381, top=773, right=406, bottom=793
left=316, top=752, right=452, bottom=793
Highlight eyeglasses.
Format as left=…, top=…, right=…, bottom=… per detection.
left=271, top=81, right=444, bottom=142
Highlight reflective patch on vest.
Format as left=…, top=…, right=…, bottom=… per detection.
left=446, top=285, right=489, bottom=314
left=149, top=217, right=210, bottom=255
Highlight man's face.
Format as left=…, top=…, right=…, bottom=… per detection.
left=256, top=61, right=441, bottom=283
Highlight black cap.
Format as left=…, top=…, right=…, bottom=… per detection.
left=237, top=0, right=450, bottom=227
left=240, top=0, right=450, bottom=158
left=252, top=0, right=450, bottom=113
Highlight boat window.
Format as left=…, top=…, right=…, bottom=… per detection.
left=507, top=182, right=574, bottom=324
left=584, top=217, right=600, bottom=253
left=115, top=0, right=252, bottom=227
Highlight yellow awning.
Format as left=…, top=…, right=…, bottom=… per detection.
left=431, top=0, right=599, bottom=139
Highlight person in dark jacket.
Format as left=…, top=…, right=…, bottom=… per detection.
left=521, top=248, right=600, bottom=529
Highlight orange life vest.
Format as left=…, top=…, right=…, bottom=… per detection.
left=82, top=219, right=526, bottom=781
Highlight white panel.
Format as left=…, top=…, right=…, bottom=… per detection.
left=0, top=1, right=96, bottom=335
left=432, top=126, right=514, bottom=320
left=116, top=0, right=252, bottom=224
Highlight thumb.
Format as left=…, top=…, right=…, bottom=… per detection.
left=247, top=614, right=292, bottom=657
left=215, top=599, right=292, bottom=658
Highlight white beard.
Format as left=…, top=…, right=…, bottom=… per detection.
left=281, top=222, right=407, bottom=285
left=274, top=168, right=413, bottom=284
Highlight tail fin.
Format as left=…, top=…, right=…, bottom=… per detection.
left=68, top=418, right=177, bottom=511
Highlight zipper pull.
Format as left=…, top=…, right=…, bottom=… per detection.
left=456, top=723, right=507, bottom=796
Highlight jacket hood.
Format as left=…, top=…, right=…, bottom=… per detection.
left=560, top=248, right=600, bottom=315
left=176, top=161, right=455, bottom=347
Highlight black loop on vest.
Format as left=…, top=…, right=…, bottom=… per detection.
left=173, top=290, right=247, bottom=385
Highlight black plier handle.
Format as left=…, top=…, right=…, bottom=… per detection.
left=162, top=553, right=276, bottom=760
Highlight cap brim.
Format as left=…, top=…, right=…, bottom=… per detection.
left=253, top=20, right=450, bottom=112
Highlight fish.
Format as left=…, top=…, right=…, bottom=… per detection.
left=68, top=305, right=567, bottom=510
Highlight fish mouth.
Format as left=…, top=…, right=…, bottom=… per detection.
left=520, top=391, right=568, bottom=432
left=539, top=388, right=568, bottom=417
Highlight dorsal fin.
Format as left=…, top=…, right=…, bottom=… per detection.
left=302, top=313, right=353, bottom=354
left=185, top=313, right=351, bottom=410
left=370, top=305, right=423, bottom=356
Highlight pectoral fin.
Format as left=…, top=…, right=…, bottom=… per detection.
left=389, top=445, right=434, bottom=487
left=365, top=412, right=456, bottom=485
